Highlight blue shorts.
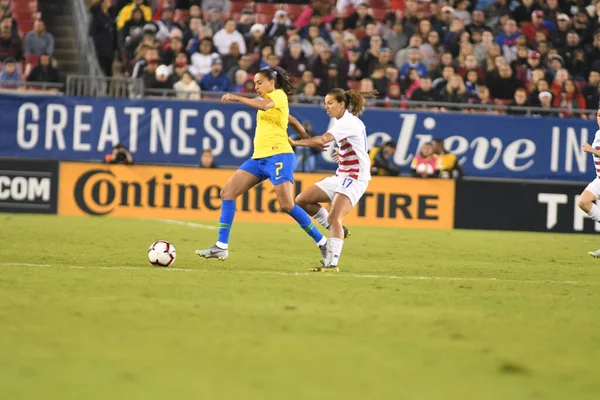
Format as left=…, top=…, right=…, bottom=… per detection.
left=239, top=153, right=295, bottom=185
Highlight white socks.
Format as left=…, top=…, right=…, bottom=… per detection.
left=313, top=207, right=330, bottom=229
left=328, top=238, right=344, bottom=266
left=317, top=236, right=327, bottom=247
left=587, top=203, right=600, bottom=223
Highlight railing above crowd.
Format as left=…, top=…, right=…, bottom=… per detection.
left=4, top=74, right=593, bottom=119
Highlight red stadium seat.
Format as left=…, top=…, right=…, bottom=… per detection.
left=369, top=0, right=389, bottom=8
left=25, top=53, right=41, bottom=65
left=348, top=81, right=361, bottom=91
left=256, top=3, right=280, bottom=15
left=230, top=2, right=253, bottom=14
left=370, top=8, right=389, bottom=21
left=282, top=4, right=305, bottom=21
left=255, top=13, right=271, bottom=24
left=389, top=0, right=405, bottom=11
left=174, top=9, right=189, bottom=24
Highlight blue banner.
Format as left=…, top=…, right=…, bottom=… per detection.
left=0, top=93, right=596, bottom=181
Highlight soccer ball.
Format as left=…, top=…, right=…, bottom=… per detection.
left=416, top=163, right=434, bottom=176
left=148, top=240, right=176, bottom=267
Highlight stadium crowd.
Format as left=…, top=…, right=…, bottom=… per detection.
left=86, top=0, right=600, bottom=117
left=0, top=1, right=60, bottom=87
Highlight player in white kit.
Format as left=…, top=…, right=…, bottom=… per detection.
left=288, top=88, right=372, bottom=271
left=579, top=108, right=600, bottom=257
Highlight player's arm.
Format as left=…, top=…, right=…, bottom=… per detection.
left=221, top=93, right=274, bottom=111
left=288, top=115, right=310, bottom=139
left=583, top=143, right=600, bottom=157
left=289, top=132, right=334, bottom=151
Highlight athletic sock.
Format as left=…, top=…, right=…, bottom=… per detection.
left=328, top=238, right=344, bottom=266
left=216, top=200, right=236, bottom=249
left=313, top=207, right=330, bottom=229
left=587, top=203, right=600, bottom=223
left=288, top=204, right=325, bottom=244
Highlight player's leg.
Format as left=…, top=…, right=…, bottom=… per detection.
left=318, top=193, right=355, bottom=271
left=577, top=182, right=600, bottom=257
left=268, top=154, right=328, bottom=252
left=196, top=164, right=261, bottom=260
left=296, top=178, right=351, bottom=238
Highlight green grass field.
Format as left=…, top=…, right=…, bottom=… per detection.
left=1, top=213, right=600, bottom=399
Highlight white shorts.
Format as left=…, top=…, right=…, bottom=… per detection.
left=585, top=178, right=600, bottom=199
left=315, top=176, right=369, bottom=207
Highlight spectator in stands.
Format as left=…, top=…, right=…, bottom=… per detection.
left=522, top=11, right=549, bottom=44
left=291, top=120, right=320, bottom=173
left=26, top=53, right=60, bottom=84
left=466, top=10, right=491, bottom=35
left=441, top=74, right=468, bottom=106
left=117, top=0, right=152, bottom=30
left=395, top=34, right=422, bottom=70
left=318, top=62, right=347, bottom=96
left=174, top=70, right=200, bottom=100
left=400, top=47, right=428, bottom=79
left=119, top=8, right=147, bottom=55
left=199, top=149, right=217, bottom=168
left=528, top=78, right=549, bottom=107
left=169, top=52, right=188, bottom=78
left=583, top=70, right=600, bottom=111
left=280, top=40, right=308, bottom=79
left=310, top=43, right=336, bottom=83
left=358, top=22, right=380, bottom=54
left=494, top=18, right=520, bottom=63
left=550, top=13, right=571, bottom=50
left=0, top=17, right=22, bottom=61
left=221, top=42, right=241, bottom=74
left=432, top=138, right=461, bottom=179
left=161, top=30, right=185, bottom=66
left=147, top=64, right=177, bottom=95
left=361, top=34, right=384, bottom=76
left=487, top=63, right=523, bottom=101
left=345, top=3, right=374, bottom=30
left=266, top=53, right=280, bottom=69
left=246, top=23, right=270, bottom=56
left=140, top=55, right=159, bottom=86
left=512, top=0, right=537, bottom=25
left=266, top=10, right=292, bottom=40
left=535, top=90, right=558, bottom=117
left=201, top=0, right=229, bottom=13
left=0, top=6, right=19, bottom=40
left=227, top=53, right=253, bottom=84
left=24, top=19, right=54, bottom=56
left=205, top=9, right=223, bottom=34
left=104, top=143, right=134, bottom=164
left=236, top=8, right=255, bottom=36
left=370, top=141, right=400, bottom=176
left=189, top=38, right=217, bottom=80
left=295, top=70, right=314, bottom=95
left=199, top=57, right=229, bottom=92
left=0, top=56, right=21, bottom=87
left=411, top=76, right=439, bottom=103
left=155, top=6, right=183, bottom=42
left=297, top=81, right=320, bottom=104
left=411, top=142, right=437, bottom=178
left=90, top=0, right=116, bottom=77
left=185, top=17, right=204, bottom=55
left=420, top=30, right=442, bottom=71
left=506, top=87, right=529, bottom=116
left=555, top=78, right=587, bottom=118
left=213, top=19, right=246, bottom=56
left=132, top=47, right=159, bottom=78
left=473, top=30, right=493, bottom=66
left=384, top=19, right=409, bottom=54
left=231, top=69, right=248, bottom=93
left=300, top=11, right=331, bottom=43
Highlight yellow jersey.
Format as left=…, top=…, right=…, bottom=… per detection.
left=252, top=89, right=294, bottom=159
left=436, top=152, right=458, bottom=172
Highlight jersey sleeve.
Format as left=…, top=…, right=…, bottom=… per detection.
left=266, top=89, right=287, bottom=109
left=327, top=118, right=349, bottom=142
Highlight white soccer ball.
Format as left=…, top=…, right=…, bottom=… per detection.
left=416, top=163, right=434, bottom=176
left=148, top=240, right=176, bottom=267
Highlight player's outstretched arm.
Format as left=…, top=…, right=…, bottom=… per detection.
left=289, top=132, right=334, bottom=151
left=288, top=115, right=310, bottom=139
left=221, top=93, right=274, bottom=111
left=583, top=143, right=600, bottom=157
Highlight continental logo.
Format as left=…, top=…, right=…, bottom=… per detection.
left=59, top=162, right=455, bottom=228
left=72, top=168, right=223, bottom=216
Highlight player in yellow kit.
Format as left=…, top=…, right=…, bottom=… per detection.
left=196, top=67, right=328, bottom=261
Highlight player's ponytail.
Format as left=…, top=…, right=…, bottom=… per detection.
left=258, top=67, right=295, bottom=97
left=328, top=88, right=377, bottom=116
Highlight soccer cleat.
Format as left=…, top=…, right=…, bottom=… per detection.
left=588, top=249, right=600, bottom=258
left=195, top=245, right=228, bottom=261
left=343, top=226, right=351, bottom=239
left=310, top=264, right=339, bottom=272
left=319, top=243, right=329, bottom=261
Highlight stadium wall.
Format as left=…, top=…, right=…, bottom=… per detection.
left=1, top=158, right=597, bottom=233
left=0, top=93, right=597, bottom=181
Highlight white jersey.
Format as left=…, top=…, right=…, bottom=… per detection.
left=593, top=129, right=600, bottom=179
left=328, top=110, right=371, bottom=181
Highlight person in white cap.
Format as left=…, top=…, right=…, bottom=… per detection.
left=212, top=18, right=246, bottom=56
left=579, top=107, right=600, bottom=257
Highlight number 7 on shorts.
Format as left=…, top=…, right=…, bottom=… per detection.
left=275, top=162, right=283, bottom=177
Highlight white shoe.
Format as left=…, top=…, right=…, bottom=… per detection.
left=196, top=245, right=228, bottom=261
left=588, top=249, right=600, bottom=258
